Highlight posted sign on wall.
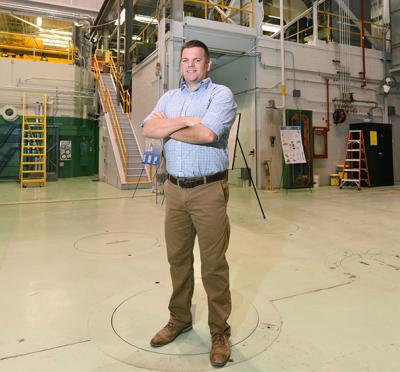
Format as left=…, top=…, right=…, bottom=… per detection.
left=60, top=140, right=72, bottom=160
left=280, top=126, right=306, bottom=164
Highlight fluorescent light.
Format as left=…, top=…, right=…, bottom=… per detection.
left=132, top=35, right=141, bottom=41
left=262, top=23, right=281, bottom=33
left=134, top=14, right=158, bottom=24
left=115, top=8, right=126, bottom=25
left=48, top=30, right=72, bottom=36
left=268, top=15, right=280, bottom=20
left=40, top=38, right=70, bottom=47
left=36, top=17, right=42, bottom=27
left=39, top=33, right=72, bottom=41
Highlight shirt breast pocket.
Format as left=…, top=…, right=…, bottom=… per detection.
left=189, top=98, right=211, bottom=118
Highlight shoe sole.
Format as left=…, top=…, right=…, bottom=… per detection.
left=150, top=325, right=193, bottom=347
left=210, top=352, right=231, bottom=368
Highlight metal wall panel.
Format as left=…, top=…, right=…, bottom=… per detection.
left=391, top=0, right=400, bottom=69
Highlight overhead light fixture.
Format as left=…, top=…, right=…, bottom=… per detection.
left=36, top=17, right=42, bottom=27
left=134, top=14, right=158, bottom=24
left=262, top=23, right=281, bottom=33
left=132, top=35, right=141, bottom=41
left=268, top=15, right=280, bottom=20
left=39, top=33, right=72, bottom=41
left=40, top=38, right=70, bottom=47
left=115, top=8, right=126, bottom=25
left=48, top=30, right=72, bottom=36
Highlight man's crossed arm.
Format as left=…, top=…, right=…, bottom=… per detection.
left=143, top=112, right=217, bottom=144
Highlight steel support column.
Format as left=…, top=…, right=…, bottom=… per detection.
left=123, top=0, right=133, bottom=88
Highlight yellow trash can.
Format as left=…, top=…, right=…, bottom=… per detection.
left=329, top=173, right=340, bottom=186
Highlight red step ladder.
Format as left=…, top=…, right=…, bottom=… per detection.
left=340, top=130, right=371, bottom=190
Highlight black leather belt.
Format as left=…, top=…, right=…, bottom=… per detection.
left=168, top=170, right=228, bottom=188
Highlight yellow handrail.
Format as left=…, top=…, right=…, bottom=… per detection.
left=0, top=30, right=74, bottom=64
left=284, top=9, right=387, bottom=45
left=108, top=56, right=131, bottom=113
left=106, top=89, right=128, bottom=176
left=184, top=0, right=254, bottom=27
left=93, top=55, right=128, bottom=178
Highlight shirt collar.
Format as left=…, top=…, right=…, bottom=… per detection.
left=180, top=77, right=212, bottom=92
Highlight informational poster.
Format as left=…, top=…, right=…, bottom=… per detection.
left=60, top=140, right=72, bottom=160
left=280, top=126, right=306, bottom=164
left=143, top=139, right=162, bottom=165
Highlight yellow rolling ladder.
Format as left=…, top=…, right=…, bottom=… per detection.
left=19, top=94, right=47, bottom=187
left=340, top=129, right=371, bottom=191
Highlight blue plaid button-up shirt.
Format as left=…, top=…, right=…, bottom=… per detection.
left=143, top=78, right=237, bottom=177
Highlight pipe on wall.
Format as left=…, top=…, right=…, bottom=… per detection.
left=280, top=0, right=286, bottom=125
left=0, top=1, right=94, bottom=24
left=360, top=0, right=367, bottom=87
left=326, top=77, right=331, bottom=131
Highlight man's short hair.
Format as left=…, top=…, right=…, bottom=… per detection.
left=181, top=40, right=210, bottom=60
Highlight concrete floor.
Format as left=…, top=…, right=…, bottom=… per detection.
left=0, top=177, right=399, bottom=372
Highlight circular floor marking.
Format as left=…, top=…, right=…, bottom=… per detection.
left=74, top=231, right=160, bottom=256
left=89, top=285, right=281, bottom=371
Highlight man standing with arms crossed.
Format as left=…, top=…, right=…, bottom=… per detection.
left=142, top=40, right=237, bottom=368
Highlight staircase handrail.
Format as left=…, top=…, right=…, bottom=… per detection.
left=108, top=56, right=131, bottom=113
left=105, top=89, right=128, bottom=177
left=93, top=56, right=108, bottom=111
left=93, top=55, right=128, bottom=178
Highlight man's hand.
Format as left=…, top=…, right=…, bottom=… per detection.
left=150, top=112, right=167, bottom=119
left=143, top=112, right=203, bottom=139
left=184, top=117, right=202, bottom=127
left=149, top=112, right=201, bottom=127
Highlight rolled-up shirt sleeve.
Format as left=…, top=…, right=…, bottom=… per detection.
left=201, top=86, right=237, bottom=139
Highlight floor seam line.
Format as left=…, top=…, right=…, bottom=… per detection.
left=0, top=339, right=92, bottom=361
left=271, top=280, right=354, bottom=302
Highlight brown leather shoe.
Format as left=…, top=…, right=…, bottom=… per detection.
left=210, top=333, right=231, bottom=368
left=150, top=320, right=192, bottom=347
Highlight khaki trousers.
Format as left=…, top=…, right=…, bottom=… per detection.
left=164, top=178, right=231, bottom=336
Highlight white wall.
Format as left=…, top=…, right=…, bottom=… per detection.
left=208, top=38, right=387, bottom=188
left=0, top=59, right=95, bottom=118
left=131, top=51, right=160, bottom=153
left=135, top=19, right=395, bottom=188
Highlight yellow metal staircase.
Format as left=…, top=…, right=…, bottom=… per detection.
left=19, top=94, right=47, bottom=187
left=93, top=53, right=151, bottom=188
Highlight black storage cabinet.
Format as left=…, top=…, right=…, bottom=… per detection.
left=349, top=123, right=394, bottom=187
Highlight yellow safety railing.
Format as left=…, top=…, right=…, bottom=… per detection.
left=284, top=10, right=387, bottom=48
left=93, top=55, right=128, bottom=178
left=130, top=13, right=159, bottom=55
left=137, top=16, right=159, bottom=43
left=184, top=0, right=254, bottom=27
left=0, top=30, right=74, bottom=64
left=108, top=55, right=131, bottom=113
